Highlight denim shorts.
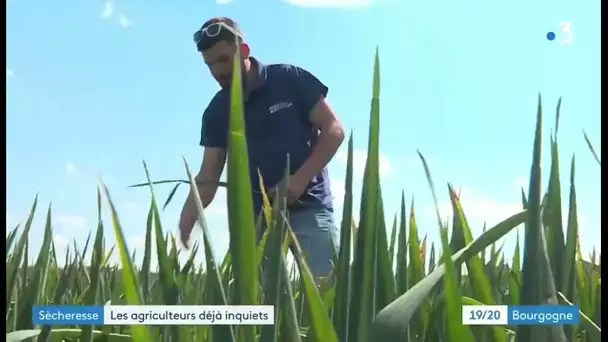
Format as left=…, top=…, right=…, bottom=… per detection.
left=258, top=205, right=339, bottom=281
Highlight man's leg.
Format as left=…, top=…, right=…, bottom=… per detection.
left=288, top=206, right=339, bottom=283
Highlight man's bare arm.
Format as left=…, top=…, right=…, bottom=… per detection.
left=293, top=95, right=345, bottom=183
left=191, top=147, right=227, bottom=208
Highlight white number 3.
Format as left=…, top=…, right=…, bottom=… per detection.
left=560, top=22, right=573, bottom=44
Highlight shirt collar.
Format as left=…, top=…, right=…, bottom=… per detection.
left=218, top=57, right=267, bottom=101
left=248, top=56, right=267, bottom=90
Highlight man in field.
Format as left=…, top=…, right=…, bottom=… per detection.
left=178, top=17, right=345, bottom=281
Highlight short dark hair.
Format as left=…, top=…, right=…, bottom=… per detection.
left=195, top=17, right=244, bottom=51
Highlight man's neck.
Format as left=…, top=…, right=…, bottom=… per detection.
left=242, top=58, right=256, bottom=100
left=244, top=58, right=256, bottom=93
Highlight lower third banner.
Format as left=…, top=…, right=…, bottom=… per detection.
left=33, top=305, right=275, bottom=325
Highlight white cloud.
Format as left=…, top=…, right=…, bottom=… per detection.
left=6, top=68, right=13, bottom=77
left=54, top=235, right=68, bottom=248
left=216, top=0, right=233, bottom=3
left=513, top=176, right=528, bottom=191
left=335, top=148, right=393, bottom=179
left=127, top=236, right=146, bottom=251
left=65, top=162, right=77, bottom=175
left=118, top=15, right=132, bottom=28
left=101, top=1, right=132, bottom=28
left=101, top=2, right=114, bottom=18
left=55, top=215, right=86, bottom=231
left=284, top=0, right=371, bottom=8
left=122, top=201, right=142, bottom=214
left=425, top=186, right=521, bottom=229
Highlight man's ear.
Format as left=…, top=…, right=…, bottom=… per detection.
left=239, top=42, right=250, bottom=58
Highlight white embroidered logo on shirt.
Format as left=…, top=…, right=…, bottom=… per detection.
left=269, top=101, right=293, bottom=114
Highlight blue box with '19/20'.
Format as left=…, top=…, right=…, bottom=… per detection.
left=32, top=306, right=103, bottom=325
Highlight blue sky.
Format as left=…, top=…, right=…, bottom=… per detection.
left=7, top=0, right=600, bottom=268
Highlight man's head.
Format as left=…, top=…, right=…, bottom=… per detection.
left=194, top=17, right=250, bottom=90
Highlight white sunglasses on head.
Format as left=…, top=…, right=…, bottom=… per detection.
left=193, top=22, right=242, bottom=45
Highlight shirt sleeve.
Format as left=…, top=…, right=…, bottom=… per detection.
left=199, top=96, right=228, bottom=148
left=288, top=66, right=329, bottom=122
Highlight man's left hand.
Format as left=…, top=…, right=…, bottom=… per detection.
left=267, top=174, right=308, bottom=205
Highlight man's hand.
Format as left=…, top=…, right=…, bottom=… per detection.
left=267, top=174, right=309, bottom=205
left=179, top=147, right=226, bottom=248
left=291, top=96, right=344, bottom=187
left=267, top=96, right=343, bottom=206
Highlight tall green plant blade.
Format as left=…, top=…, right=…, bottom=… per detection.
left=582, top=130, right=601, bottom=166
left=37, top=206, right=54, bottom=304
left=101, top=183, right=151, bottom=342
left=428, top=243, right=436, bottom=273
left=562, top=156, right=579, bottom=341
left=544, top=108, right=566, bottom=287
left=509, top=230, right=521, bottom=305
left=438, top=212, right=475, bottom=341
left=141, top=162, right=181, bottom=340
left=373, top=210, right=526, bottom=340
left=418, top=154, right=475, bottom=342
left=278, top=246, right=301, bottom=342
left=447, top=185, right=506, bottom=342
left=575, top=239, right=592, bottom=319
left=128, top=179, right=228, bottom=212
left=162, top=183, right=182, bottom=211
left=448, top=189, right=466, bottom=267
left=259, top=159, right=290, bottom=342
left=128, top=179, right=190, bottom=187
left=419, top=153, right=498, bottom=341
left=80, top=192, right=105, bottom=342
left=515, top=95, right=567, bottom=342
left=389, top=214, right=397, bottom=268
left=7, top=330, right=41, bottom=342
left=349, top=47, right=382, bottom=342
left=256, top=171, right=273, bottom=244
left=37, top=250, right=75, bottom=342
left=419, top=236, right=427, bottom=276
left=589, top=267, right=600, bottom=323
left=183, top=158, right=236, bottom=342
left=557, top=292, right=601, bottom=340
left=225, top=49, right=258, bottom=342
left=16, top=205, right=53, bottom=331
left=288, top=225, right=338, bottom=342
left=6, top=196, right=38, bottom=319
left=406, top=198, right=429, bottom=340
left=128, top=179, right=228, bottom=188
left=374, top=191, right=397, bottom=312
left=332, top=132, right=354, bottom=341
left=395, top=192, right=408, bottom=296
left=6, top=226, right=19, bottom=259
left=521, top=189, right=528, bottom=209
left=80, top=233, right=92, bottom=268
left=140, top=203, right=154, bottom=303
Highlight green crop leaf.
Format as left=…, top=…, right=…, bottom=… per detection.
left=516, top=94, right=567, bottom=342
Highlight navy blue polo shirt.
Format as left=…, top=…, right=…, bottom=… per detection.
left=199, top=57, right=334, bottom=215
